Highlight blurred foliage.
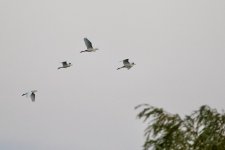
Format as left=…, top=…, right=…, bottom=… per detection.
left=135, top=104, right=225, bottom=150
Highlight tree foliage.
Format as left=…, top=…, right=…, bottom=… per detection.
left=135, top=104, right=225, bottom=150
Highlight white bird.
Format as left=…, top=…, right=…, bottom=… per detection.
left=117, top=59, right=135, bottom=70
left=58, top=61, right=72, bottom=69
left=22, top=90, right=37, bottom=102
left=80, top=38, right=99, bottom=53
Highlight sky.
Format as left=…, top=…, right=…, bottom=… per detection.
left=0, top=0, right=225, bottom=149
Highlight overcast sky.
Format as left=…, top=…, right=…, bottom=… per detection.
left=0, top=0, right=225, bottom=150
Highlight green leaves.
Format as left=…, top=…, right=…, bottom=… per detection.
left=136, top=104, right=225, bottom=150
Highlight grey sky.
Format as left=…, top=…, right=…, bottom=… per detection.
left=0, top=0, right=225, bottom=149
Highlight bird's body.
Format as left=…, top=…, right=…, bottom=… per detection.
left=117, top=59, right=135, bottom=70
left=80, top=38, right=99, bottom=53
left=58, top=61, right=72, bottom=69
left=22, top=90, right=37, bottom=102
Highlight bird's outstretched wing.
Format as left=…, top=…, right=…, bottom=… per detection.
left=84, top=38, right=93, bottom=49
left=123, top=59, right=130, bottom=65
left=61, top=61, right=68, bottom=67
left=30, top=93, right=35, bottom=102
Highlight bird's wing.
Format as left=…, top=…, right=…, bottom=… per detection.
left=30, top=93, right=35, bottom=102
left=84, top=38, right=93, bottom=49
left=123, top=59, right=130, bottom=65
left=61, top=61, right=68, bottom=66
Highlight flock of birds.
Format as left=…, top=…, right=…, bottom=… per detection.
left=22, top=38, right=136, bottom=102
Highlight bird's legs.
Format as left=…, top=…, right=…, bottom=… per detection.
left=80, top=50, right=88, bottom=53
left=117, top=66, right=126, bottom=70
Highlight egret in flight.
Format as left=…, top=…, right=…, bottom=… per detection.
left=117, top=59, right=135, bottom=70
left=80, top=38, right=99, bottom=53
left=22, top=90, right=37, bottom=102
left=58, top=61, right=72, bottom=69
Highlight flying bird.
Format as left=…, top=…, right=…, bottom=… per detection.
left=22, top=90, right=37, bottom=102
left=117, top=59, right=135, bottom=70
left=58, top=61, right=72, bottom=69
left=80, top=38, right=99, bottom=53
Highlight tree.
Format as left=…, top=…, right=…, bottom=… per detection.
left=135, top=104, right=225, bottom=150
